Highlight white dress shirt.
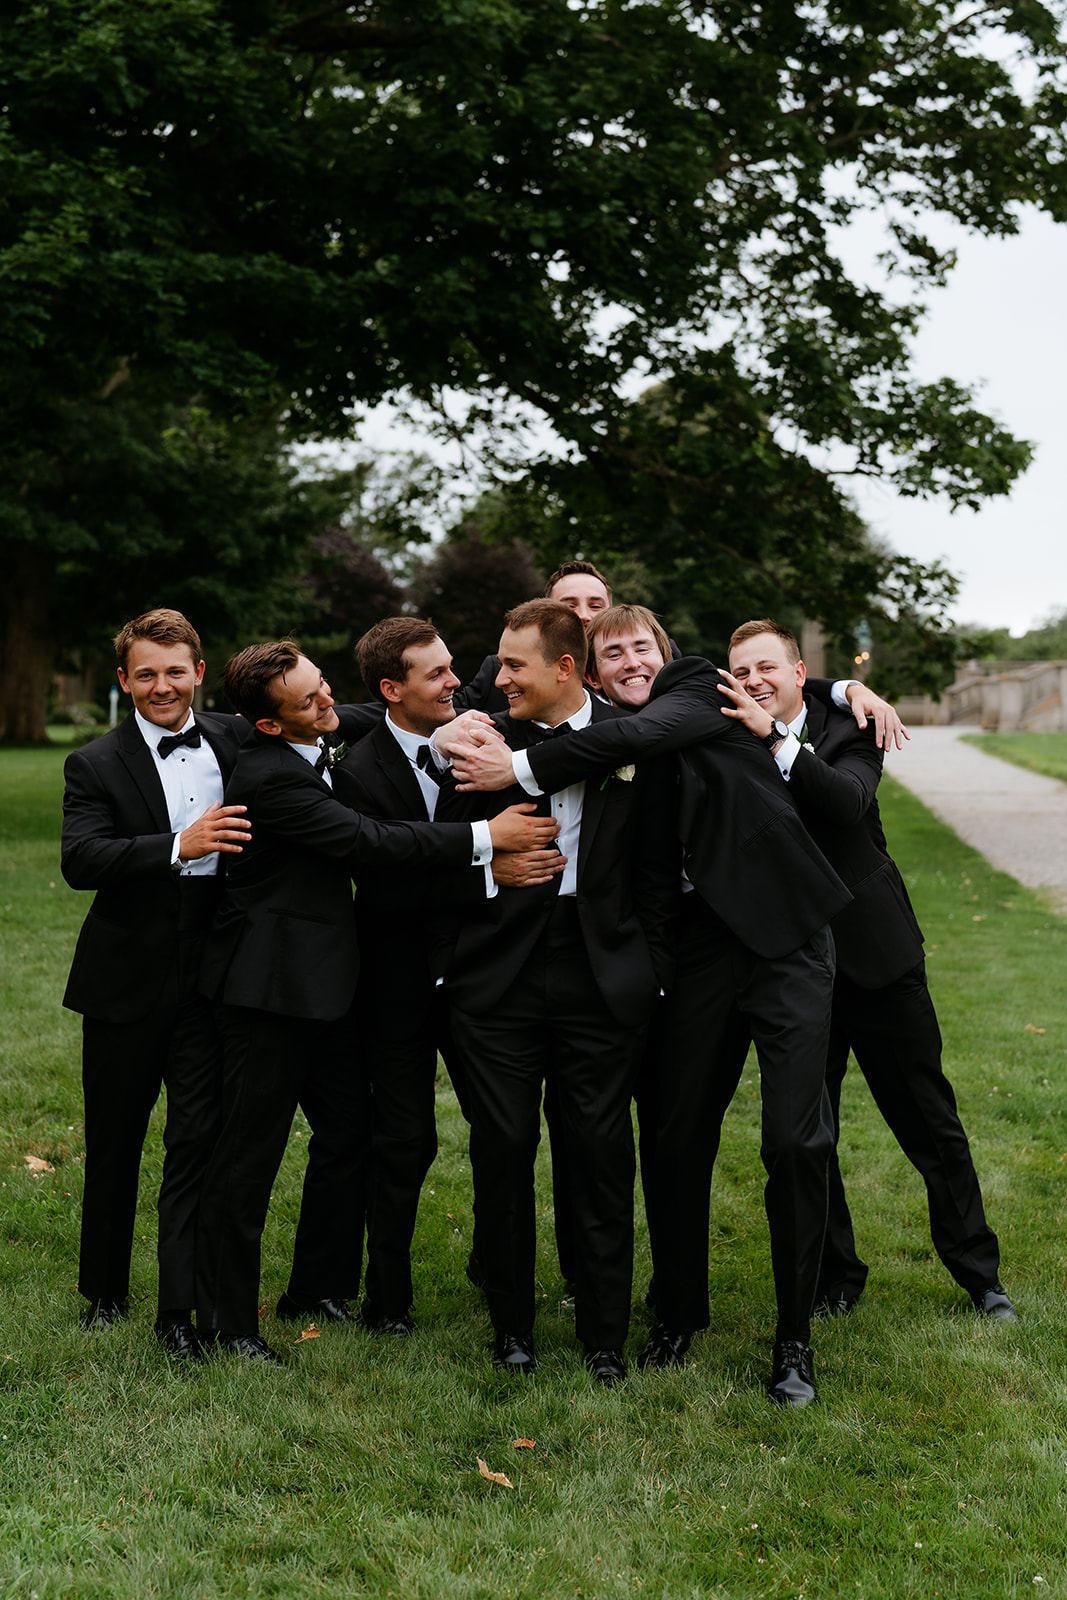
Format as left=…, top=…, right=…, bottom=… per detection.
left=134, top=709, right=224, bottom=876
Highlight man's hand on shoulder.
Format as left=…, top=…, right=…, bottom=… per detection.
left=178, top=802, right=251, bottom=861
left=487, top=804, right=560, bottom=853
left=843, top=684, right=909, bottom=751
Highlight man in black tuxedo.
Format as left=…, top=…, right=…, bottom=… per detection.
left=439, top=604, right=890, bottom=1404
left=723, top=620, right=1015, bottom=1321
left=61, top=608, right=254, bottom=1357
left=332, top=617, right=566, bottom=1335
left=434, top=600, right=678, bottom=1384
left=194, top=641, right=558, bottom=1364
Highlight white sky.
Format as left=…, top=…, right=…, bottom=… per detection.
left=838, top=208, right=1067, bottom=636
left=353, top=210, right=1067, bottom=639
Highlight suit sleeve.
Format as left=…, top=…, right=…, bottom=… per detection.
left=253, top=767, right=477, bottom=869
left=630, top=758, right=681, bottom=990
left=526, top=659, right=732, bottom=792
left=787, top=721, right=884, bottom=827
left=333, top=702, right=385, bottom=744
left=453, top=655, right=507, bottom=715
left=61, top=748, right=174, bottom=889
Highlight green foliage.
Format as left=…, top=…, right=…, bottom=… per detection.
left=968, top=607, right=1067, bottom=662
left=3, top=755, right=1067, bottom=1596
left=4, top=0, right=1067, bottom=734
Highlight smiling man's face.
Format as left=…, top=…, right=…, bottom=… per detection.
left=118, top=640, right=204, bottom=731
left=589, top=626, right=666, bottom=709
left=727, top=632, right=806, bottom=723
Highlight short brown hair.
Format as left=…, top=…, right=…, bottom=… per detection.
left=503, top=598, right=589, bottom=677
left=222, top=641, right=306, bottom=722
left=544, top=560, right=612, bottom=603
left=356, top=617, right=442, bottom=703
left=728, top=619, right=801, bottom=665
left=587, top=604, right=671, bottom=673
left=113, top=608, right=201, bottom=672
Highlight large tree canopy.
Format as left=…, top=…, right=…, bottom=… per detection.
left=3, top=0, right=1065, bottom=734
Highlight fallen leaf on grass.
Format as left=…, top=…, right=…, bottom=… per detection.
left=24, top=1155, right=52, bottom=1173
left=477, top=1457, right=513, bottom=1488
left=513, top=1438, right=536, bottom=1450
left=1025, top=1024, right=1046, bottom=1034
left=294, top=1324, right=320, bottom=1343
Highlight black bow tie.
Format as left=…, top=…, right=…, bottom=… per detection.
left=158, top=725, right=201, bottom=759
left=415, top=743, right=435, bottom=771
left=530, top=721, right=572, bottom=743
left=314, top=743, right=331, bottom=776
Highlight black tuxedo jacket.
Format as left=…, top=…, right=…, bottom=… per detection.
left=784, top=695, right=925, bottom=988
left=523, top=658, right=852, bottom=961
left=331, top=716, right=486, bottom=914
left=436, top=698, right=679, bottom=1029
left=61, top=710, right=252, bottom=1023
left=199, top=730, right=479, bottom=1022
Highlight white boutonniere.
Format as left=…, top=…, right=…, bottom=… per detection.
left=600, top=763, right=636, bottom=791
left=326, top=740, right=348, bottom=770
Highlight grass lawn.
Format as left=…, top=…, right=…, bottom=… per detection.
left=961, top=731, right=1067, bottom=785
left=1, top=747, right=1065, bottom=1599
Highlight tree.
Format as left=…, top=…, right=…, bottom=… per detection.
left=3, top=1, right=1065, bottom=734
left=408, top=522, right=544, bottom=686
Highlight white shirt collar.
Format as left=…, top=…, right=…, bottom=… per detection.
left=134, top=707, right=196, bottom=751
left=533, top=690, right=593, bottom=733
left=287, top=736, right=325, bottom=766
left=385, top=711, right=436, bottom=763
left=787, top=702, right=808, bottom=738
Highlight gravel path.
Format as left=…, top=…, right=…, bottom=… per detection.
left=885, top=727, right=1067, bottom=912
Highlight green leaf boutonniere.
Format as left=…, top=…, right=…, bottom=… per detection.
left=599, top=763, right=636, bottom=791
left=326, top=740, right=348, bottom=770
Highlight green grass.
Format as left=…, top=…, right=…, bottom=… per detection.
left=1, top=750, right=1066, bottom=1598
left=961, top=730, right=1067, bottom=784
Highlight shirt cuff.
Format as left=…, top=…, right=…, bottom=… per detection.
left=511, top=747, right=542, bottom=796
left=428, top=733, right=452, bottom=771
left=170, top=832, right=183, bottom=868
left=483, top=861, right=498, bottom=900
left=774, top=733, right=803, bottom=781
left=831, top=679, right=859, bottom=710
left=470, top=819, right=493, bottom=866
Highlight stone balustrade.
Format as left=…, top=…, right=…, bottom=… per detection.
left=896, top=661, right=1067, bottom=730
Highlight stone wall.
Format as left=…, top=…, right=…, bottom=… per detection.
left=896, top=661, right=1067, bottom=730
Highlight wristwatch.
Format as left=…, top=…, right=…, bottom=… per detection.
left=762, top=719, right=790, bottom=752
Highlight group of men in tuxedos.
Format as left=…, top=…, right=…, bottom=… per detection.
left=60, top=562, right=1015, bottom=1404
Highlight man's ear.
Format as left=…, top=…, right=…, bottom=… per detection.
left=254, top=717, right=283, bottom=737
left=194, top=659, right=206, bottom=686
left=556, top=653, right=578, bottom=684
left=379, top=677, right=404, bottom=706
left=796, top=660, right=807, bottom=691
left=117, top=667, right=131, bottom=695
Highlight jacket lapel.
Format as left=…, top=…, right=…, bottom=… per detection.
left=115, top=712, right=171, bottom=833
left=374, top=719, right=432, bottom=820
left=802, top=693, right=829, bottom=749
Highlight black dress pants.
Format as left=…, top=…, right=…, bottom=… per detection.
left=646, top=894, right=836, bottom=1343
left=450, top=904, right=643, bottom=1351
left=195, top=1005, right=370, bottom=1336
left=79, top=879, right=222, bottom=1312
left=818, top=961, right=1001, bottom=1302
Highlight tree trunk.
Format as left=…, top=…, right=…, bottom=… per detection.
left=0, top=543, right=57, bottom=744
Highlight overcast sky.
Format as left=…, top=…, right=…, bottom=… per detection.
left=840, top=208, right=1067, bottom=636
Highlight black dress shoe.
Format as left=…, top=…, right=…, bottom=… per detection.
left=492, top=1331, right=536, bottom=1374
left=358, top=1303, right=415, bottom=1336
left=223, top=1334, right=285, bottom=1367
left=276, top=1293, right=356, bottom=1324
left=585, top=1347, right=627, bottom=1386
left=769, top=1340, right=817, bottom=1407
left=82, top=1299, right=126, bottom=1331
left=637, top=1323, right=691, bottom=1370
left=813, top=1293, right=859, bottom=1319
left=972, top=1281, right=1018, bottom=1321
left=154, top=1319, right=200, bottom=1362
